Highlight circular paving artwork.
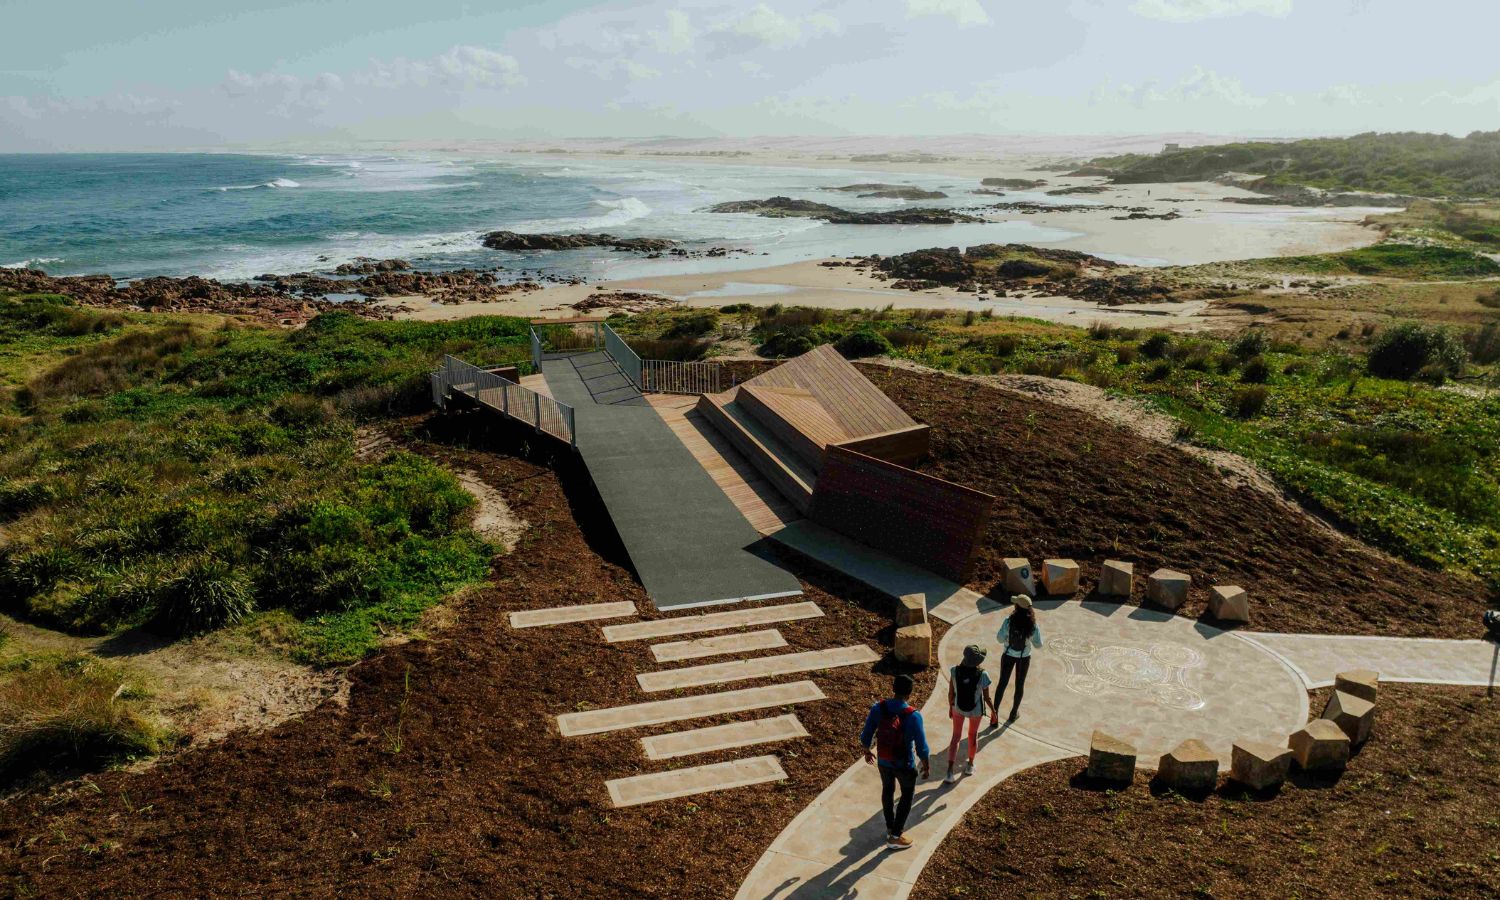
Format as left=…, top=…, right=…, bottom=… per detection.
left=940, top=602, right=1308, bottom=765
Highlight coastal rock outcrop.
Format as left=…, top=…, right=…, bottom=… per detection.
left=481, top=231, right=673, bottom=253
left=856, top=188, right=948, bottom=200
left=333, top=258, right=411, bottom=275
left=980, top=177, right=1047, bottom=189
left=708, top=196, right=979, bottom=224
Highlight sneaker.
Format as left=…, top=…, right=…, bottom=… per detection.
left=964, top=760, right=975, bottom=776
left=944, top=767, right=959, bottom=784
left=886, top=835, right=913, bottom=851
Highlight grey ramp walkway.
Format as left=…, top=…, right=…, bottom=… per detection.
left=543, top=356, right=801, bottom=610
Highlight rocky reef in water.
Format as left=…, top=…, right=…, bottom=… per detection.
left=481, top=231, right=674, bottom=252
left=707, top=196, right=979, bottom=224
left=979, top=177, right=1048, bottom=190
left=825, top=184, right=948, bottom=200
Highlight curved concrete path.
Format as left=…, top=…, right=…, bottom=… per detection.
left=1237, top=632, right=1499, bottom=689
left=736, top=599, right=1310, bottom=899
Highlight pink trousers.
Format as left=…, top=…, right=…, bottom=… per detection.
left=947, top=709, right=981, bottom=765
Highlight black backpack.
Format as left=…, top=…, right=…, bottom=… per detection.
left=954, top=666, right=982, bottom=710
left=1008, top=612, right=1032, bottom=653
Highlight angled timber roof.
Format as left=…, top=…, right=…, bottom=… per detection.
left=738, top=344, right=918, bottom=440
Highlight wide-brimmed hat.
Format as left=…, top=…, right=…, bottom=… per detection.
left=962, top=644, right=988, bottom=666
left=1011, top=594, right=1033, bottom=610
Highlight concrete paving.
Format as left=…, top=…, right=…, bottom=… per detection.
left=637, top=645, right=880, bottom=693
left=650, top=629, right=788, bottom=663
left=768, top=521, right=1000, bottom=624
left=508, top=601, right=637, bottom=629
left=543, top=353, right=802, bottom=611
left=603, top=601, right=823, bottom=643
left=641, top=713, right=809, bottom=760
left=1237, top=632, right=1499, bottom=689
left=556, top=680, right=825, bottom=737
left=607, top=755, right=787, bottom=808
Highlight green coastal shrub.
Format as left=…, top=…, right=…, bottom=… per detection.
left=1367, top=322, right=1468, bottom=380
left=150, top=558, right=254, bottom=637
left=834, top=329, right=893, bottom=359
left=1240, top=357, right=1271, bottom=384
left=1139, top=333, right=1172, bottom=359
left=759, top=329, right=817, bottom=358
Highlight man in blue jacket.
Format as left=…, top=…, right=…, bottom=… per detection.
left=860, top=674, right=931, bottom=850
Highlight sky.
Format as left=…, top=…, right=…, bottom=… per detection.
left=2, top=0, right=1499, bottom=150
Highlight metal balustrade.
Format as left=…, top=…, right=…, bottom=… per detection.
left=434, top=355, right=576, bottom=448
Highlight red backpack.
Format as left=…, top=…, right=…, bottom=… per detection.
left=874, top=703, right=915, bottom=764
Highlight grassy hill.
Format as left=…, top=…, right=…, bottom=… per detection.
left=1091, top=131, right=1500, bottom=199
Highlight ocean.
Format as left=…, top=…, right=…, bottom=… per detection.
left=0, top=152, right=1084, bottom=285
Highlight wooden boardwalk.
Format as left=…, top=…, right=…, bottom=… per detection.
left=648, top=395, right=802, bottom=535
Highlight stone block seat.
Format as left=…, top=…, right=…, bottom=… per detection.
left=1098, top=560, right=1133, bottom=598
left=1289, top=719, right=1350, bottom=772
left=896, top=594, right=927, bottom=628
left=895, top=623, right=933, bottom=668
left=1321, top=690, right=1375, bottom=745
left=1087, top=730, right=1138, bottom=783
left=1334, top=669, right=1379, bottom=704
left=1040, top=559, right=1080, bottom=596
left=1002, top=558, right=1035, bottom=597
left=1230, top=740, right=1292, bottom=791
left=1157, top=738, right=1219, bottom=792
left=1147, top=568, right=1191, bottom=611
left=1208, top=585, right=1249, bottom=624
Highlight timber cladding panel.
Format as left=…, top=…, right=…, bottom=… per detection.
left=808, top=444, right=995, bottom=583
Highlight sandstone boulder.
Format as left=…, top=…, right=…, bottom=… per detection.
left=1230, top=740, right=1292, bottom=791
left=1087, top=731, right=1137, bottom=783
left=1334, top=669, right=1379, bottom=704
left=894, top=623, right=933, bottom=668
left=1321, top=690, right=1375, bottom=745
left=1098, top=560, right=1133, bottom=598
left=1041, top=559, right=1080, bottom=596
left=1289, top=719, right=1350, bottom=772
left=1002, top=558, right=1036, bottom=597
left=1208, top=585, right=1250, bottom=624
left=896, top=594, right=927, bottom=628
left=1146, top=568, right=1191, bottom=611
left=1157, top=739, right=1219, bottom=792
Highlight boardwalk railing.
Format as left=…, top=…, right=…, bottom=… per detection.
left=602, top=322, right=723, bottom=396
left=601, top=323, right=642, bottom=387
left=435, top=355, right=576, bottom=448
left=641, top=358, right=722, bottom=395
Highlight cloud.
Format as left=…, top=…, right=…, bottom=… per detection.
left=650, top=10, right=696, bottom=54
left=1129, top=0, right=1292, bottom=22
left=1093, top=65, right=1268, bottom=108
left=905, top=0, right=992, bottom=27
left=714, top=4, right=841, bottom=49
left=566, top=56, right=662, bottom=82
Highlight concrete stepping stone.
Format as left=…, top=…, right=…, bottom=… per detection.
left=651, top=629, right=787, bottom=663
left=637, top=645, right=880, bottom=692
left=602, top=601, right=822, bottom=643
left=1002, top=558, right=1035, bottom=597
left=509, top=601, right=637, bottom=629
left=606, top=755, right=787, bottom=808
left=1321, top=690, right=1375, bottom=745
left=1147, top=568, right=1191, bottom=611
left=1209, top=586, right=1249, bottom=624
left=1157, top=738, right=1219, bottom=792
left=1040, top=559, right=1079, bottom=596
left=557, top=680, right=825, bottom=737
left=642, top=714, right=808, bottom=760
left=1335, top=669, right=1379, bottom=703
left=1230, top=740, right=1292, bottom=791
left=1099, top=560, right=1133, bottom=597
left=1289, top=719, right=1350, bottom=772
left=1087, top=730, right=1137, bottom=783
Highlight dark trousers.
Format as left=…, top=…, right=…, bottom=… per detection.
left=879, top=765, right=917, bottom=837
left=996, top=654, right=1031, bottom=714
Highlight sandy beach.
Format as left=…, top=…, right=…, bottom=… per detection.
left=382, top=157, right=1384, bottom=331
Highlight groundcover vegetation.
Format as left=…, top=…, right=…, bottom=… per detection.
left=0, top=296, right=532, bottom=666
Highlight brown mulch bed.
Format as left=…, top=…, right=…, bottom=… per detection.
left=0, top=416, right=935, bottom=898
left=855, top=365, right=1489, bottom=639
left=912, top=684, right=1500, bottom=899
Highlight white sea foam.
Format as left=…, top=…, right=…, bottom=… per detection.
left=2, top=257, right=64, bottom=269
left=216, top=177, right=301, bottom=191
left=512, top=196, right=653, bottom=233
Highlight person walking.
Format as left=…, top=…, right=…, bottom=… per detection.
left=860, top=674, right=931, bottom=850
left=991, top=595, right=1043, bottom=726
left=944, top=644, right=992, bottom=783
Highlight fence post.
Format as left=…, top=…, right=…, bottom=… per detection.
left=534, top=392, right=542, bottom=433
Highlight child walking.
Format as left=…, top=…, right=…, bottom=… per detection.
left=991, top=595, right=1043, bottom=726
left=944, top=644, right=992, bottom=783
